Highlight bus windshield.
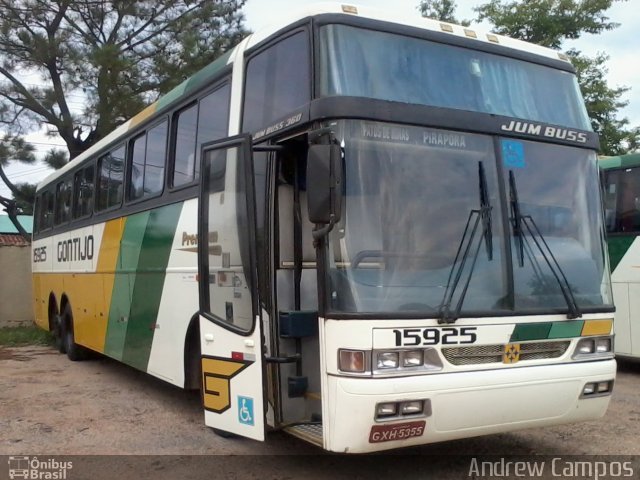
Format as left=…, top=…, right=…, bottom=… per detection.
left=325, top=120, right=612, bottom=316
left=318, top=24, right=591, bottom=131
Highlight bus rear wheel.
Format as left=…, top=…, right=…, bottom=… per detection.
left=53, top=314, right=66, bottom=354
left=61, top=305, right=88, bottom=361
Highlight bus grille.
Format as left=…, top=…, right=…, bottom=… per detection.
left=441, top=341, right=571, bottom=366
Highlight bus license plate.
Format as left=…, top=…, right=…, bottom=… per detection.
left=369, top=420, right=426, bottom=443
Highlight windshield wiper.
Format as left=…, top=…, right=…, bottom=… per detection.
left=439, top=162, right=493, bottom=324
left=508, top=170, right=581, bottom=319
left=479, top=161, right=493, bottom=261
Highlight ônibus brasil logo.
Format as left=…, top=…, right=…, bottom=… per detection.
left=8, top=456, right=73, bottom=480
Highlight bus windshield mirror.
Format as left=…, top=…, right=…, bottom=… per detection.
left=508, top=171, right=582, bottom=319
left=438, top=162, right=493, bottom=324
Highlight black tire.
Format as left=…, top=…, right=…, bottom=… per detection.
left=61, top=305, right=88, bottom=361
left=185, top=323, right=202, bottom=391
left=53, top=314, right=66, bottom=354
left=212, top=428, right=237, bottom=439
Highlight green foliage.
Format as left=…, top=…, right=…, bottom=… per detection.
left=0, top=134, right=37, bottom=216
left=0, top=326, right=53, bottom=346
left=474, top=0, right=622, bottom=49
left=569, top=49, right=639, bottom=155
left=43, top=148, right=68, bottom=170
left=13, top=182, right=35, bottom=214
left=0, top=134, right=36, bottom=167
left=0, top=0, right=248, bottom=159
left=419, top=0, right=470, bottom=25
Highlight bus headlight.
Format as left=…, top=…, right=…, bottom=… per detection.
left=377, top=352, right=399, bottom=369
left=573, top=336, right=613, bottom=359
left=376, top=402, right=398, bottom=417
left=580, top=380, right=614, bottom=398
left=400, top=400, right=424, bottom=415
left=577, top=339, right=595, bottom=354
left=595, top=337, right=612, bottom=353
left=402, top=350, right=423, bottom=367
left=372, top=348, right=443, bottom=374
left=339, top=348, right=444, bottom=375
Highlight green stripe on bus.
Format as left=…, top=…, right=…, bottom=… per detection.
left=104, top=212, right=151, bottom=360
left=510, top=323, right=552, bottom=342
left=548, top=320, right=584, bottom=339
left=121, top=202, right=183, bottom=371
left=607, top=236, right=635, bottom=272
left=156, top=51, right=232, bottom=112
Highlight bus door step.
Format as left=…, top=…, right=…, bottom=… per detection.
left=283, top=423, right=323, bottom=447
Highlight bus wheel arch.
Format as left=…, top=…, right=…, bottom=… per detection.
left=183, top=314, right=201, bottom=390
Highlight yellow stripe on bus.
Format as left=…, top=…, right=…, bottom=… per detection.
left=581, top=319, right=613, bottom=336
left=90, top=218, right=126, bottom=352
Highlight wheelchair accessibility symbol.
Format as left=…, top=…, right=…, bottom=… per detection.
left=238, top=396, right=254, bottom=426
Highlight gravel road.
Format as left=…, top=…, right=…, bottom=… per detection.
left=1, top=345, right=638, bottom=478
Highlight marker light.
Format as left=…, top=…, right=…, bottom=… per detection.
left=403, top=350, right=423, bottom=367
left=582, top=383, right=596, bottom=395
left=377, top=352, right=399, bottom=369
left=339, top=349, right=366, bottom=373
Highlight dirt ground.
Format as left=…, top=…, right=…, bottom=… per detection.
left=1, top=345, right=638, bottom=463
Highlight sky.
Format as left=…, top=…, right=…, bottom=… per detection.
left=2, top=0, right=639, bottom=201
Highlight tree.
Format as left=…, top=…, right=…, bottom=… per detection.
left=419, top=0, right=470, bottom=25
left=0, top=0, right=247, bottom=161
left=472, top=0, right=636, bottom=154
left=474, top=0, right=622, bottom=49
left=13, top=182, right=36, bottom=215
left=569, top=50, right=639, bottom=155
left=0, top=134, right=36, bottom=237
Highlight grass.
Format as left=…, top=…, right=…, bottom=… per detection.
left=0, top=325, right=53, bottom=346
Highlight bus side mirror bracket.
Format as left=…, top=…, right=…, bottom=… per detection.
left=306, top=144, right=343, bottom=239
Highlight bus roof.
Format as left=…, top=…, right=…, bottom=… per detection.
left=37, top=2, right=571, bottom=190
left=599, top=153, right=640, bottom=170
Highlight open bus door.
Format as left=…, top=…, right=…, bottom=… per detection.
left=197, top=135, right=266, bottom=441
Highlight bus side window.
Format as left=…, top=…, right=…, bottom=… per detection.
left=129, top=133, right=146, bottom=200
left=54, top=178, right=72, bottom=225
left=194, top=84, right=231, bottom=180
left=606, top=167, right=640, bottom=233
left=129, top=120, right=167, bottom=200
left=172, top=103, right=198, bottom=187
left=33, top=195, right=40, bottom=233
left=41, top=191, right=54, bottom=230
left=242, top=30, right=310, bottom=134
left=73, top=165, right=95, bottom=219
left=96, top=145, right=125, bottom=211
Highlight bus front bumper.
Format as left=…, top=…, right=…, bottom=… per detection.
left=324, top=359, right=616, bottom=453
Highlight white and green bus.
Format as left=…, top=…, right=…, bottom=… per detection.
left=32, top=3, right=616, bottom=453
left=601, top=153, right=640, bottom=359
